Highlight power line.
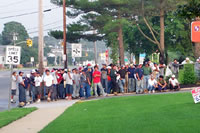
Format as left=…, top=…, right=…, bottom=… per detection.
left=27, top=19, right=63, bottom=31
left=0, top=5, right=57, bottom=15
left=28, top=25, right=63, bottom=34
left=0, top=0, right=31, bottom=8
left=0, top=7, right=60, bottom=20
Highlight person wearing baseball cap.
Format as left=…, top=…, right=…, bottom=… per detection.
left=169, top=75, right=180, bottom=91
left=18, top=71, right=26, bottom=107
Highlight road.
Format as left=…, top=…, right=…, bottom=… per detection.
left=0, top=69, right=32, bottom=111
left=0, top=66, right=76, bottom=112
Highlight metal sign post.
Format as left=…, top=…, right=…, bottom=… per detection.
left=5, top=46, right=21, bottom=110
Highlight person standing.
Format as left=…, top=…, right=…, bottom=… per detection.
left=101, top=64, right=108, bottom=93
left=107, top=66, right=112, bottom=94
left=34, top=72, right=42, bottom=103
left=57, top=69, right=65, bottom=99
left=11, top=71, right=18, bottom=103
left=128, top=64, right=135, bottom=92
left=110, top=65, right=119, bottom=95
left=43, top=69, right=54, bottom=102
left=152, top=63, right=160, bottom=80
left=93, top=65, right=106, bottom=97
left=63, top=69, right=74, bottom=100
left=142, top=62, right=152, bottom=90
left=170, top=59, right=179, bottom=78
left=85, top=66, right=92, bottom=98
left=18, top=71, right=26, bottom=106
left=72, top=69, right=80, bottom=99
left=118, top=65, right=127, bottom=93
left=51, top=69, right=58, bottom=101
left=135, top=64, right=144, bottom=94
left=30, top=69, right=36, bottom=102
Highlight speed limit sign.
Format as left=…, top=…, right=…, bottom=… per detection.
left=5, top=46, right=21, bottom=65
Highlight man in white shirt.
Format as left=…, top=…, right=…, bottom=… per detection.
left=72, top=68, right=80, bottom=98
left=63, top=69, right=74, bottom=100
left=148, top=75, right=157, bottom=93
left=43, top=69, right=54, bottom=102
left=11, top=71, right=18, bottom=103
left=169, top=75, right=180, bottom=91
left=34, top=72, right=42, bottom=102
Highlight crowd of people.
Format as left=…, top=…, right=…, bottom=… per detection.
left=10, top=57, right=200, bottom=107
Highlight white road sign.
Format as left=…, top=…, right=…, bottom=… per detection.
left=72, top=43, right=82, bottom=57
left=5, top=46, right=21, bottom=65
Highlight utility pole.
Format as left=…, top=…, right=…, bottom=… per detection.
left=38, top=0, right=44, bottom=74
left=63, top=0, right=68, bottom=68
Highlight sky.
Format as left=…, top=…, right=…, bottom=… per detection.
left=0, top=0, right=75, bottom=37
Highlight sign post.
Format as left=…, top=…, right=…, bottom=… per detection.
left=5, top=46, right=21, bottom=110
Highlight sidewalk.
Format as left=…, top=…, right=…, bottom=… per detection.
left=0, top=100, right=78, bottom=133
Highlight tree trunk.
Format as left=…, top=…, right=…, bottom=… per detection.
left=118, top=24, right=125, bottom=65
left=135, top=53, right=140, bottom=64
left=195, top=42, right=200, bottom=58
left=159, top=1, right=165, bottom=64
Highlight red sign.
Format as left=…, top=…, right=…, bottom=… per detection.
left=191, top=21, right=200, bottom=42
left=191, top=87, right=200, bottom=103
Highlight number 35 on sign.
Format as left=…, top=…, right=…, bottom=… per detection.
left=5, top=46, right=21, bottom=65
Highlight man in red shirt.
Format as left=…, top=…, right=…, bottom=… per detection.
left=93, top=65, right=107, bottom=97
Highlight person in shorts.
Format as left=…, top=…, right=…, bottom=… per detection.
left=34, top=72, right=42, bottom=102
left=43, top=69, right=54, bottom=102
left=11, top=71, right=18, bottom=103
left=63, top=69, right=74, bottom=100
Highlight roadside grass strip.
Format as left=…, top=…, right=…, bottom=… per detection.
left=0, top=107, right=37, bottom=128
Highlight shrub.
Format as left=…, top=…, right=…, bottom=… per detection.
left=178, top=64, right=197, bottom=84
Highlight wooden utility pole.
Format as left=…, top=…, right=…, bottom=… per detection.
left=63, top=0, right=68, bottom=68
left=38, top=0, right=44, bottom=74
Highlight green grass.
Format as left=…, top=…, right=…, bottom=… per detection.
left=0, top=107, right=37, bottom=128
left=40, top=93, right=200, bottom=133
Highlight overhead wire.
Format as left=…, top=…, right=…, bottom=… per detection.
left=28, top=25, right=63, bottom=35
left=0, top=6, right=61, bottom=20
left=0, top=0, right=31, bottom=8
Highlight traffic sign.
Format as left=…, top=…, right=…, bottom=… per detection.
left=191, top=87, right=200, bottom=104
left=5, top=46, right=21, bottom=65
left=72, top=43, right=82, bottom=57
left=191, top=21, right=200, bottom=42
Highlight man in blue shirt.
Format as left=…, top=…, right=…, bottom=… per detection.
left=135, top=64, right=144, bottom=94
left=128, top=64, right=135, bottom=92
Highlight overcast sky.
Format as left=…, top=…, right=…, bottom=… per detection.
left=0, top=0, right=75, bottom=37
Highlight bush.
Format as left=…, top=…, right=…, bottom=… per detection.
left=178, top=64, right=197, bottom=84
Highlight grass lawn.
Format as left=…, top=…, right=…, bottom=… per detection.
left=0, top=107, right=37, bottom=128
left=40, top=93, right=200, bottom=133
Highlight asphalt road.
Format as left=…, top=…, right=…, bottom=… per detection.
left=0, top=66, right=76, bottom=112
left=0, top=69, right=32, bottom=111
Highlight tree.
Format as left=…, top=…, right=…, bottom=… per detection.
left=1, top=21, right=29, bottom=45
left=177, top=0, right=200, bottom=58
left=135, top=0, right=186, bottom=63
left=51, top=0, right=141, bottom=65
